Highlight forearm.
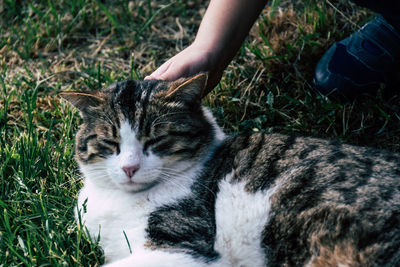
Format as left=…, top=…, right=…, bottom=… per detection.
left=193, top=0, right=268, bottom=59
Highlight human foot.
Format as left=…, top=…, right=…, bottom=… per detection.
left=313, top=15, right=400, bottom=100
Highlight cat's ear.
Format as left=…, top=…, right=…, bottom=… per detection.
left=60, top=91, right=105, bottom=115
left=166, top=73, right=208, bottom=103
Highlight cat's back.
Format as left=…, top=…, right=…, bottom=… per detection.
left=210, top=132, right=400, bottom=266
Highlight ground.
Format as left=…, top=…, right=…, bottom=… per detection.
left=1, top=0, right=399, bottom=265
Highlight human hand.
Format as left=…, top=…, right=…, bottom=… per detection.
left=145, top=43, right=225, bottom=96
left=145, top=0, right=267, bottom=96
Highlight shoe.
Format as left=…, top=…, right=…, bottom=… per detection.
left=313, top=15, right=400, bottom=100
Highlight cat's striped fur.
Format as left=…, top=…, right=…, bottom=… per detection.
left=62, top=74, right=400, bottom=266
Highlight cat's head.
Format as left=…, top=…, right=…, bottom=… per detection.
left=61, top=74, right=224, bottom=193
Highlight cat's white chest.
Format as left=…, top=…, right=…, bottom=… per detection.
left=77, top=180, right=155, bottom=262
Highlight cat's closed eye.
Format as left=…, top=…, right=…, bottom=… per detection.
left=142, top=136, right=167, bottom=153
left=101, top=139, right=120, bottom=155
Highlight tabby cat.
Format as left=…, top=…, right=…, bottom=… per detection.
left=62, top=73, right=400, bottom=267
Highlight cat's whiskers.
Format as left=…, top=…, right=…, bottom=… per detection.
left=83, top=166, right=108, bottom=172
left=143, top=169, right=189, bottom=190
left=57, top=176, right=84, bottom=187
left=150, top=112, right=189, bottom=127
left=141, top=168, right=194, bottom=192
left=151, top=121, right=174, bottom=128
left=81, top=167, right=109, bottom=178
left=154, top=167, right=217, bottom=199
left=158, top=176, right=190, bottom=193
left=141, top=170, right=215, bottom=208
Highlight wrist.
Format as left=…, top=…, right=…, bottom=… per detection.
left=190, top=39, right=228, bottom=67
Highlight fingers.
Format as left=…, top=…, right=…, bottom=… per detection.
left=144, top=75, right=157, bottom=80
left=144, top=60, right=172, bottom=80
left=144, top=46, right=215, bottom=84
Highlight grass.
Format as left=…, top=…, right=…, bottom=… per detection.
left=1, top=0, right=399, bottom=265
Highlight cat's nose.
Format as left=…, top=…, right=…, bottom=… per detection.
left=122, top=164, right=140, bottom=178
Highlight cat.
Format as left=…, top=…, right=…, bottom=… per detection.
left=62, top=73, right=400, bottom=267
